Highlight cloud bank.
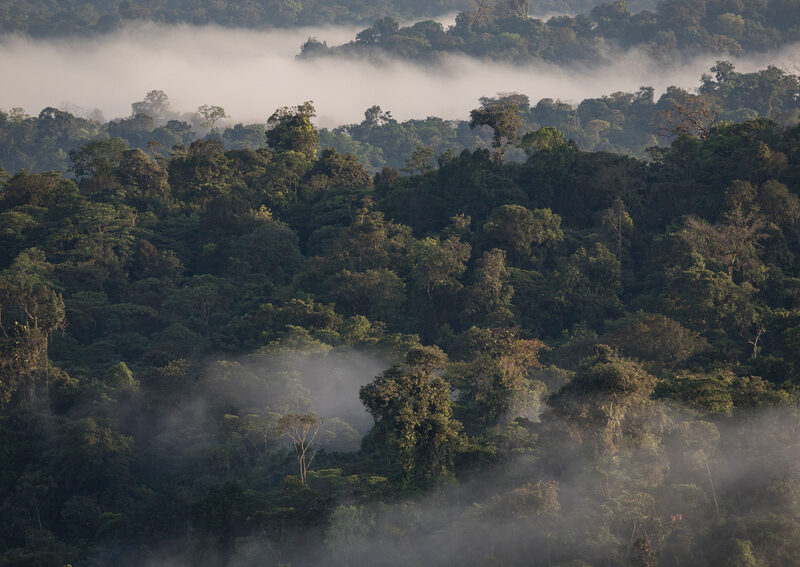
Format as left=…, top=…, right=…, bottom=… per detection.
left=1, top=23, right=799, bottom=128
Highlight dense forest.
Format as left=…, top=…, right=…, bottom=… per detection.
left=2, top=61, right=799, bottom=174
left=0, top=0, right=469, bottom=34
left=6, top=0, right=799, bottom=63
left=0, top=0, right=673, bottom=35
left=302, top=0, right=800, bottom=63
left=4, top=0, right=800, bottom=564
left=3, top=90, right=800, bottom=565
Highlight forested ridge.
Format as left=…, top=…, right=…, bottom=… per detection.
left=0, top=0, right=669, bottom=36
left=3, top=0, right=800, bottom=61
left=0, top=0, right=471, bottom=34
left=3, top=91, right=800, bottom=566
left=302, top=0, right=800, bottom=63
left=2, top=61, right=799, bottom=175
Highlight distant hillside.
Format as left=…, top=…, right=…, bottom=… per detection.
left=0, top=0, right=659, bottom=36
left=301, top=0, right=800, bottom=64
left=1, top=63, right=797, bottom=174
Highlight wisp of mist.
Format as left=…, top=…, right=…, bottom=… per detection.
left=3, top=23, right=800, bottom=127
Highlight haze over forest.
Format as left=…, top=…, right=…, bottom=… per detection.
left=2, top=22, right=800, bottom=126
left=3, top=0, right=800, bottom=566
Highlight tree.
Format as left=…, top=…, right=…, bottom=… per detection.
left=602, top=312, right=710, bottom=372
left=449, top=327, right=546, bottom=430
left=266, top=101, right=319, bottom=160
left=467, top=248, right=515, bottom=327
left=519, top=126, right=568, bottom=154
left=131, top=89, right=170, bottom=120
left=168, top=139, right=233, bottom=204
left=279, top=413, right=322, bottom=485
left=406, top=236, right=471, bottom=330
left=236, top=410, right=282, bottom=457
left=675, top=212, right=766, bottom=282
left=360, top=345, right=461, bottom=486
left=311, top=147, right=373, bottom=191
left=325, top=505, right=375, bottom=565
left=550, top=243, right=623, bottom=331
left=548, top=345, right=660, bottom=457
left=306, top=203, right=410, bottom=274
left=402, top=144, right=436, bottom=175
left=69, top=138, right=128, bottom=181
left=355, top=17, right=399, bottom=44
left=1, top=171, right=79, bottom=209
left=198, top=104, right=228, bottom=132
left=664, top=183, right=779, bottom=353
left=323, top=268, right=406, bottom=323
left=469, top=98, right=522, bottom=161
left=482, top=205, right=563, bottom=264
left=116, top=148, right=171, bottom=211
left=362, top=105, right=394, bottom=128
left=657, top=95, right=720, bottom=139
left=599, top=197, right=633, bottom=256
left=8, top=107, right=29, bottom=123
left=721, top=539, right=764, bottom=567
left=164, top=275, right=234, bottom=341
left=103, top=361, right=138, bottom=393
left=0, top=248, right=65, bottom=405
left=631, top=537, right=659, bottom=567
left=658, top=372, right=734, bottom=416
left=407, top=236, right=471, bottom=299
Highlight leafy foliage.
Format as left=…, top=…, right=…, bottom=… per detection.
left=2, top=97, right=800, bottom=566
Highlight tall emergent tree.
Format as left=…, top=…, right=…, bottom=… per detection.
left=266, top=101, right=319, bottom=160
left=360, top=345, right=461, bottom=487
left=279, top=412, right=322, bottom=485
left=0, top=248, right=65, bottom=405
left=469, top=96, right=522, bottom=161
left=198, top=104, right=228, bottom=133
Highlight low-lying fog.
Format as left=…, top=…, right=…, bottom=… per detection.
left=2, top=22, right=799, bottom=127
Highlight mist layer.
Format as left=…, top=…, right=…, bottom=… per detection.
left=1, top=23, right=799, bottom=127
